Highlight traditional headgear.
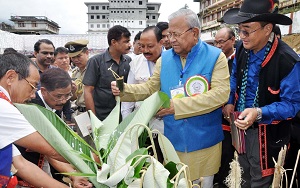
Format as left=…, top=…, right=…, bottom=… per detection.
left=223, top=0, right=292, bottom=25
left=64, top=39, right=89, bottom=58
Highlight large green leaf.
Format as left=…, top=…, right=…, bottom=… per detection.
left=96, top=96, right=121, bottom=150
left=125, top=92, right=170, bottom=135
left=157, top=132, right=181, bottom=164
left=14, top=103, right=105, bottom=188
left=142, top=156, right=170, bottom=188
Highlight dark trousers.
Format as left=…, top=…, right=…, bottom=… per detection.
left=239, top=128, right=273, bottom=188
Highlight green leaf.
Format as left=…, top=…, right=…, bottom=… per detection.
left=60, top=172, right=96, bottom=177
left=126, top=148, right=148, bottom=179
left=125, top=92, right=170, bottom=136
left=14, top=103, right=104, bottom=187
left=126, top=148, right=148, bottom=162
left=164, top=162, right=178, bottom=179
left=96, top=96, right=121, bottom=150
left=142, top=157, right=170, bottom=188
left=157, top=133, right=181, bottom=164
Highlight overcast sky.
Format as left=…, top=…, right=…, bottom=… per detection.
left=0, top=0, right=199, bottom=34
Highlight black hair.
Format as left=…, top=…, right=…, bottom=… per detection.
left=0, top=52, right=37, bottom=79
left=134, top=31, right=142, bottom=42
left=156, top=22, right=169, bottom=32
left=107, top=25, right=131, bottom=46
left=34, top=39, right=55, bottom=52
left=4, top=48, right=17, bottom=54
left=273, top=25, right=282, bottom=39
left=142, top=26, right=162, bottom=42
left=54, top=47, right=69, bottom=57
left=40, top=68, right=72, bottom=91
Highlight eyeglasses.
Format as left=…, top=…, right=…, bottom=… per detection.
left=167, top=28, right=193, bottom=39
left=238, top=27, right=264, bottom=37
left=46, top=90, right=73, bottom=102
left=17, top=72, right=38, bottom=93
left=214, top=37, right=233, bottom=46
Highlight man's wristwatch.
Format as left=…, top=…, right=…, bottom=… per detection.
left=255, top=107, right=262, bottom=122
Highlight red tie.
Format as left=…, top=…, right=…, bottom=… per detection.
left=0, top=91, right=13, bottom=105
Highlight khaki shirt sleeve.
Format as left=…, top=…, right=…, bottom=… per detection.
left=121, top=57, right=162, bottom=102
left=173, top=52, right=230, bottom=120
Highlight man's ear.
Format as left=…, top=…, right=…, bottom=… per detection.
left=192, top=27, right=200, bottom=38
left=40, top=87, right=47, bottom=96
left=5, top=70, right=18, bottom=86
left=111, top=39, right=117, bottom=46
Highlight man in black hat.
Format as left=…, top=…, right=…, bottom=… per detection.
left=222, top=0, right=300, bottom=187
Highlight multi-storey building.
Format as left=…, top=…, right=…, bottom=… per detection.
left=195, top=0, right=242, bottom=40
left=85, top=0, right=161, bottom=36
left=194, top=0, right=300, bottom=41
left=9, top=16, right=60, bottom=35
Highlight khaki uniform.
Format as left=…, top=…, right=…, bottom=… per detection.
left=72, top=67, right=86, bottom=109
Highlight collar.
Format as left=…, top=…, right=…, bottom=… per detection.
left=104, top=48, right=129, bottom=63
left=37, top=90, right=56, bottom=112
left=0, top=86, right=11, bottom=101
left=227, top=49, right=236, bottom=60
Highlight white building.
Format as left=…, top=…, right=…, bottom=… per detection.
left=85, top=0, right=161, bottom=36
left=9, top=16, right=60, bottom=35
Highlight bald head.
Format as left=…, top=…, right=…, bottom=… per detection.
left=214, top=27, right=235, bottom=58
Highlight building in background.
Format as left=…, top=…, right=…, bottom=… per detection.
left=9, top=16, right=60, bottom=35
left=85, top=0, right=161, bottom=36
left=194, top=0, right=300, bottom=41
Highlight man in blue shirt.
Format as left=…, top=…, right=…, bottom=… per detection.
left=223, top=0, right=300, bottom=187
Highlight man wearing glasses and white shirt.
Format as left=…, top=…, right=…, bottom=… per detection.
left=17, top=68, right=92, bottom=188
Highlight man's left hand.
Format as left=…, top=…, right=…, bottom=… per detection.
left=235, top=108, right=258, bottom=130
left=155, top=100, right=175, bottom=118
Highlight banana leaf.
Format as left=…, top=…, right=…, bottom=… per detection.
left=14, top=103, right=105, bottom=188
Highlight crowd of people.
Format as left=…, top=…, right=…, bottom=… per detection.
left=1, top=0, right=300, bottom=187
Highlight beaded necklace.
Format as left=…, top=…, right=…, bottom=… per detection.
left=236, top=41, right=272, bottom=112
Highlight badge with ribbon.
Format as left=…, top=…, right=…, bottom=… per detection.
left=184, top=75, right=209, bottom=96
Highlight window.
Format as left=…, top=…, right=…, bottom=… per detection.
left=18, top=21, right=25, bottom=27
left=91, top=15, right=94, bottom=19
left=132, top=11, right=134, bottom=13
left=91, top=6, right=94, bottom=10
left=139, top=21, right=142, bottom=25
left=102, top=6, right=106, bottom=10
left=139, top=1, right=142, bottom=5
left=96, top=6, right=99, bottom=10
left=91, top=24, right=94, bottom=28
left=102, top=24, right=106, bottom=28
left=31, top=21, right=37, bottom=27
left=125, top=11, right=127, bottom=13
left=102, top=15, right=105, bottom=19
left=97, top=24, right=100, bottom=28
left=148, top=6, right=155, bottom=10
left=146, top=16, right=149, bottom=19
left=152, top=15, right=156, bottom=19
left=132, top=1, right=134, bottom=3
left=107, top=24, right=110, bottom=28
left=97, top=15, right=100, bottom=19
left=139, top=11, right=142, bottom=15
